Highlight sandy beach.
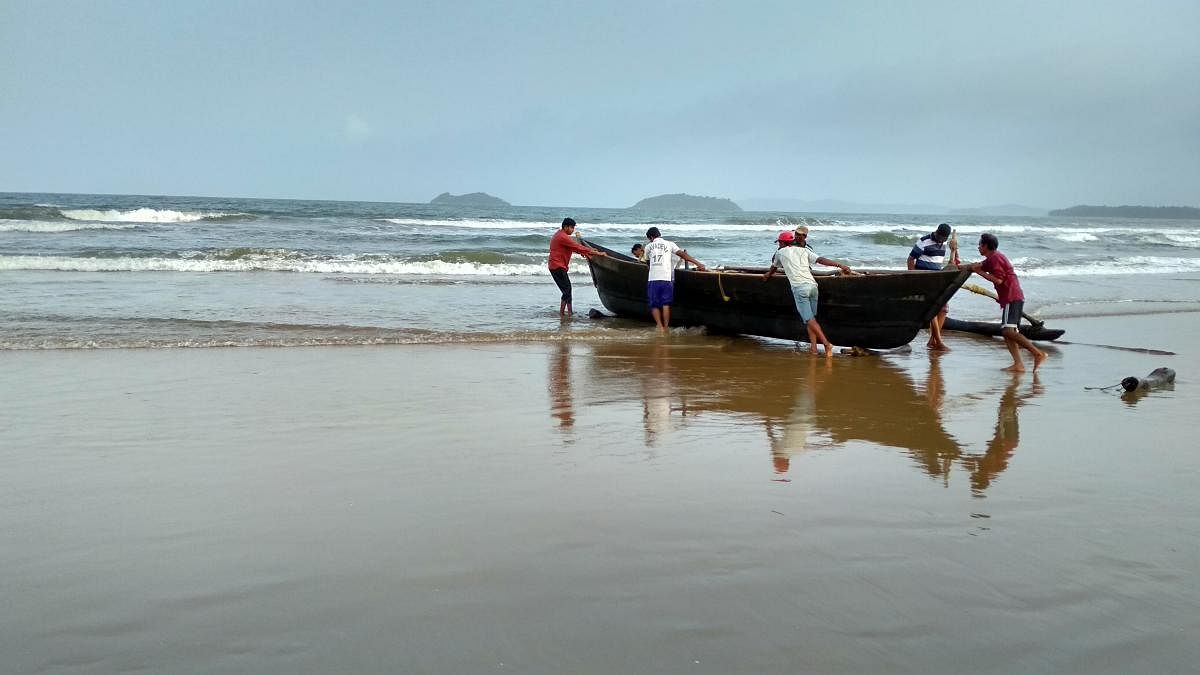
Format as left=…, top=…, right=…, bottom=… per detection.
left=2, top=312, right=1197, bottom=674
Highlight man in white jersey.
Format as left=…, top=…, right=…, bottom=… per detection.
left=644, top=227, right=706, bottom=332
left=763, top=227, right=851, bottom=356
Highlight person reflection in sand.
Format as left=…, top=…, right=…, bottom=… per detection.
left=965, top=372, right=1042, bottom=495
left=548, top=342, right=575, bottom=430
left=642, top=342, right=682, bottom=446
left=911, top=352, right=959, bottom=482
left=765, top=357, right=829, bottom=477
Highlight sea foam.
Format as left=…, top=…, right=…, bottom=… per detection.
left=0, top=220, right=142, bottom=233
left=0, top=254, right=584, bottom=276
left=61, top=208, right=244, bottom=223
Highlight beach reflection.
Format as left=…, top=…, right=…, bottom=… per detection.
left=640, top=342, right=684, bottom=446
left=963, top=373, right=1043, bottom=496
left=585, top=341, right=966, bottom=481
left=548, top=341, right=575, bottom=431
left=765, top=358, right=828, bottom=477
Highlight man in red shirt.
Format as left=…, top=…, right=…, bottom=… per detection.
left=968, top=233, right=1047, bottom=372
left=548, top=218, right=606, bottom=317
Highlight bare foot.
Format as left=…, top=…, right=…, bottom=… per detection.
left=929, top=342, right=950, bottom=352
left=809, top=346, right=820, bottom=356
left=823, top=342, right=834, bottom=356
left=1002, top=364, right=1025, bottom=373
left=1033, top=351, right=1047, bottom=370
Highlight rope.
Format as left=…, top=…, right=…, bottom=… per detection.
left=963, top=282, right=997, bottom=299
left=717, top=271, right=732, bottom=302
left=1084, top=382, right=1126, bottom=391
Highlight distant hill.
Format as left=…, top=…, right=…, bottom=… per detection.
left=1049, top=205, right=1200, bottom=219
left=949, top=204, right=1047, bottom=217
left=430, top=192, right=510, bottom=207
left=630, top=193, right=742, bottom=212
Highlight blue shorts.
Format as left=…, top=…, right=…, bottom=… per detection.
left=1000, top=301, right=1023, bottom=329
left=647, top=280, right=674, bottom=309
left=790, top=283, right=818, bottom=323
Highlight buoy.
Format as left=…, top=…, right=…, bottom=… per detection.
left=1120, top=367, right=1176, bottom=392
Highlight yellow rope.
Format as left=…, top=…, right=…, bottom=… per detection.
left=717, top=271, right=732, bottom=301
left=963, top=282, right=997, bottom=300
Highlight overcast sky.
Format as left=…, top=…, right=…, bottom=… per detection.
left=2, top=0, right=1197, bottom=208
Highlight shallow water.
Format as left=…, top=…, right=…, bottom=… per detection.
left=3, top=192, right=1200, bottom=348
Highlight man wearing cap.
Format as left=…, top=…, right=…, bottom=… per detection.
left=907, top=223, right=959, bottom=351
left=548, top=217, right=606, bottom=318
left=644, top=227, right=706, bottom=332
left=763, top=226, right=851, bottom=356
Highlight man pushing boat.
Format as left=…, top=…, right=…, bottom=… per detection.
left=644, top=227, right=706, bottom=332
left=762, top=227, right=852, bottom=356
left=966, top=233, right=1047, bottom=372
left=907, top=223, right=959, bottom=351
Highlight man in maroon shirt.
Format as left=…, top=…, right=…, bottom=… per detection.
left=548, top=218, right=606, bottom=317
left=968, top=233, right=1047, bottom=372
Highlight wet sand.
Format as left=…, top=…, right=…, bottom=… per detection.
left=2, top=314, right=1198, bottom=674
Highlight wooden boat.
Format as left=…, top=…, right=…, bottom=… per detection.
left=942, top=317, right=1065, bottom=341
left=584, top=241, right=971, bottom=349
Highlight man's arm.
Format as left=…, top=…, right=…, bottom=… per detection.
left=565, top=237, right=606, bottom=257
left=674, top=249, right=706, bottom=271
left=907, top=244, right=923, bottom=270
left=968, top=262, right=1001, bottom=284
left=816, top=256, right=851, bottom=274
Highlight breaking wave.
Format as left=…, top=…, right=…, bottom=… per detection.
left=0, top=220, right=143, bottom=233
left=60, top=208, right=249, bottom=223
left=0, top=252, right=587, bottom=276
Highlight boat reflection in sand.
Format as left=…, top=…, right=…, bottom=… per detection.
left=581, top=340, right=1034, bottom=494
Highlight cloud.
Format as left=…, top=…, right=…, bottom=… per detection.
left=344, top=114, right=372, bottom=143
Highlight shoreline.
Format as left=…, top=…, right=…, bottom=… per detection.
left=1, top=302, right=1198, bottom=352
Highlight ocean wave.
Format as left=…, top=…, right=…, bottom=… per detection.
left=1052, top=232, right=1099, bottom=243
left=0, top=253, right=582, bottom=276
left=1036, top=299, right=1200, bottom=319
left=60, top=208, right=249, bottom=223
left=0, top=219, right=143, bottom=233
left=375, top=216, right=1200, bottom=240
left=1014, top=255, right=1200, bottom=276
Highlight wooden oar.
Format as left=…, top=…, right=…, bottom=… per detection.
left=961, top=283, right=1044, bottom=327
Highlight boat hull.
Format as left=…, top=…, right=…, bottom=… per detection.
left=585, top=242, right=970, bottom=349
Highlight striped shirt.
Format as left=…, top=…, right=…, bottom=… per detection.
left=909, top=232, right=948, bottom=270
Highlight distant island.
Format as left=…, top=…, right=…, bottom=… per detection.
left=1049, top=205, right=1200, bottom=219
left=430, top=192, right=511, bottom=207
left=629, top=193, right=742, bottom=212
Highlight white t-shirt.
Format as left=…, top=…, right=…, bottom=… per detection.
left=645, top=238, right=681, bottom=281
left=771, top=246, right=820, bottom=285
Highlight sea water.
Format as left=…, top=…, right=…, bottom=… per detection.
left=3, top=191, right=1199, bottom=349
